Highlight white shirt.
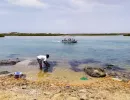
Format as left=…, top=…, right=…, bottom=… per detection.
left=37, top=55, right=47, bottom=61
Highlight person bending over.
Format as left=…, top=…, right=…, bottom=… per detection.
left=37, top=54, right=50, bottom=71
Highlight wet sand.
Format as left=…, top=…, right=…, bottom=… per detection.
left=0, top=59, right=130, bottom=100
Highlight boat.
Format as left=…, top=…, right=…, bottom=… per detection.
left=62, top=38, right=77, bottom=43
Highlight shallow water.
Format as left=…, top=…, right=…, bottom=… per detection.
left=0, top=36, right=130, bottom=69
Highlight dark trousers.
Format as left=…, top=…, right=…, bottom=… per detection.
left=37, top=59, right=43, bottom=70
left=37, top=59, right=50, bottom=71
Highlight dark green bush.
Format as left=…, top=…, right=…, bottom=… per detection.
left=123, top=34, right=130, bottom=36
left=0, top=34, right=5, bottom=37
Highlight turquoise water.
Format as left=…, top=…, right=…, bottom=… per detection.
left=0, top=36, right=130, bottom=68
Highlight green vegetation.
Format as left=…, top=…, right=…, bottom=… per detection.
left=67, top=33, right=121, bottom=36
left=5, top=33, right=63, bottom=36
left=2, top=32, right=122, bottom=36
left=123, top=34, right=130, bottom=36
left=0, top=34, right=5, bottom=37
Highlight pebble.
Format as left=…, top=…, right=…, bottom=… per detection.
left=79, top=94, right=87, bottom=100
left=66, top=96, right=78, bottom=100
left=44, top=92, right=51, bottom=95
left=22, top=86, right=26, bottom=89
left=79, top=89, right=87, bottom=93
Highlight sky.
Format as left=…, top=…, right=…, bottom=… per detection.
left=0, top=0, right=130, bottom=33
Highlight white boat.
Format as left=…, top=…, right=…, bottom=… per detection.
left=62, top=38, right=77, bottom=43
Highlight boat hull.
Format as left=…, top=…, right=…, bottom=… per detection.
left=62, top=40, right=77, bottom=43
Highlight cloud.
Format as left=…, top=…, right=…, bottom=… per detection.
left=67, top=0, right=124, bottom=13
left=71, top=0, right=125, bottom=5
left=0, top=0, right=130, bottom=33
left=72, top=0, right=121, bottom=7
left=7, top=0, right=48, bottom=8
left=90, top=0, right=127, bottom=5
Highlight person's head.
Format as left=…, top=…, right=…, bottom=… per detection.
left=46, top=54, right=49, bottom=58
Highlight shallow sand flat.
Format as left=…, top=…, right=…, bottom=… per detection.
left=9, top=59, right=88, bottom=83
left=25, top=67, right=88, bottom=84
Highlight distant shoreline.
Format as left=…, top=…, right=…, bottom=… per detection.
left=0, top=33, right=130, bottom=37
left=0, top=32, right=128, bottom=36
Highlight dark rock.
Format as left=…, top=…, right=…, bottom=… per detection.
left=70, top=67, right=82, bottom=72
left=0, top=58, right=21, bottom=66
left=0, top=71, right=10, bottom=75
left=69, top=60, right=82, bottom=67
left=104, top=64, right=114, bottom=69
left=98, top=63, right=130, bottom=81
left=84, top=67, right=106, bottom=77
left=69, top=59, right=100, bottom=67
left=69, top=60, right=83, bottom=72
left=81, top=59, right=100, bottom=64
left=8, top=74, right=14, bottom=77
left=107, top=71, right=118, bottom=77
left=107, top=71, right=130, bottom=80
left=69, top=59, right=101, bottom=72
left=103, top=64, right=125, bottom=71
left=80, top=99, right=85, bottom=100
left=22, top=86, right=27, bottom=89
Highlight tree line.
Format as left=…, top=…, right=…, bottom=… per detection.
left=0, top=32, right=130, bottom=37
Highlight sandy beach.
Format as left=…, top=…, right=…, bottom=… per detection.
left=0, top=59, right=130, bottom=100
left=0, top=76, right=130, bottom=100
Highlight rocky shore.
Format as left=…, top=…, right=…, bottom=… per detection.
left=84, top=64, right=130, bottom=82
left=0, top=58, right=21, bottom=66
left=0, top=75, right=130, bottom=100
left=0, top=59, right=130, bottom=100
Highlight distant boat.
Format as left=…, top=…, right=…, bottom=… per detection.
left=62, top=38, right=77, bottom=43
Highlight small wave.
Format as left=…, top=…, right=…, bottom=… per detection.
left=52, top=41, right=61, bottom=43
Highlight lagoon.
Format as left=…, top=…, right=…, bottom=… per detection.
left=0, top=36, right=130, bottom=69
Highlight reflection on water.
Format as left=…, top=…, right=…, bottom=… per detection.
left=37, top=70, right=50, bottom=78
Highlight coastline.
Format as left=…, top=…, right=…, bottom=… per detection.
left=0, top=75, right=130, bottom=100
left=0, top=33, right=124, bottom=37
left=0, top=59, right=130, bottom=99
